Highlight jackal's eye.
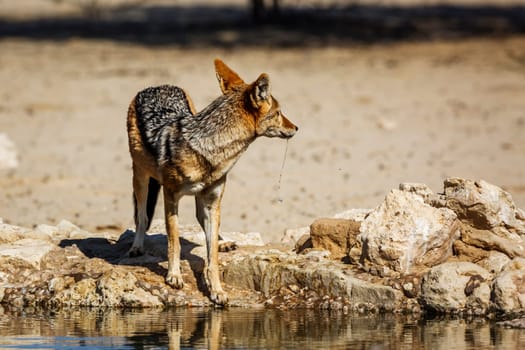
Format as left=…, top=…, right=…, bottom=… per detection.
left=263, top=110, right=277, bottom=121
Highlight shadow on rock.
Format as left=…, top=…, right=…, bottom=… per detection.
left=58, top=230, right=207, bottom=293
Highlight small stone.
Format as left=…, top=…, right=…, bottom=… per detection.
left=479, top=250, right=510, bottom=274
left=12, top=297, right=24, bottom=308
left=48, top=277, right=65, bottom=293
left=281, top=226, right=310, bottom=247
left=294, top=234, right=312, bottom=253
left=289, top=284, right=300, bottom=293
left=304, top=249, right=331, bottom=261
left=35, top=224, right=58, bottom=237
left=330, top=300, right=343, bottom=310
left=57, top=220, right=81, bottom=233
left=402, top=282, right=415, bottom=298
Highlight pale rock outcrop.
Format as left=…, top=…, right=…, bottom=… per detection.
left=460, top=224, right=525, bottom=259
left=479, top=251, right=511, bottom=274
left=0, top=221, right=266, bottom=308
left=398, top=183, right=434, bottom=202
left=421, top=262, right=492, bottom=314
left=223, top=250, right=403, bottom=312
left=281, top=226, right=310, bottom=247
left=492, top=258, right=525, bottom=313
left=444, top=178, right=525, bottom=235
left=453, top=238, right=490, bottom=262
left=0, top=223, right=51, bottom=244
left=332, top=208, right=372, bottom=221
left=442, top=178, right=525, bottom=260
left=2, top=177, right=525, bottom=315
left=0, top=238, right=56, bottom=269
left=360, top=189, right=460, bottom=276
left=50, top=278, right=100, bottom=307
left=96, top=269, right=163, bottom=307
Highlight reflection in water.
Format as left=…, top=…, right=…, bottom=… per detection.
left=0, top=307, right=524, bottom=349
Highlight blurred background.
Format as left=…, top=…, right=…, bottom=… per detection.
left=0, top=0, right=524, bottom=242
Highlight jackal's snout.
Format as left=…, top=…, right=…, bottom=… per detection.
left=280, top=114, right=298, bottom=139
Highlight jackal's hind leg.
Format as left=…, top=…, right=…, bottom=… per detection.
left=128, top=168, right=150, bottom=257
left=164, top=187, right=184, bottom=289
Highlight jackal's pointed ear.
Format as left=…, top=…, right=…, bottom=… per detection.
left=214, top=59, right=245, bottom=94
left=249, top=73, right=271, bottom=110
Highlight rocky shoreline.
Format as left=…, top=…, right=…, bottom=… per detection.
left=1, top=178, right=525, bottom=325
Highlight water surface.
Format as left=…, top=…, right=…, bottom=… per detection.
left=0, top=307, right=523, bottom=349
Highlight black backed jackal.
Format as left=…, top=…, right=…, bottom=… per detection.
left=127, top=59, right=298, bottom=305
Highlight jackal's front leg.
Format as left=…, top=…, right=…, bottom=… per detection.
left=164, top=187, right=184, bottom=289
left=196, top=180, right=228, bottom=305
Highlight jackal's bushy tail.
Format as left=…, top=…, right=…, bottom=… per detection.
left=133, top=177, right=161, bottom=231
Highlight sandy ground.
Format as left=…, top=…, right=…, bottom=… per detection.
left=1, top=1, right=525, bottom=242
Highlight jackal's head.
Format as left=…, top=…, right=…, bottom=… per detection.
left=214, top=59, right=298, bottom=139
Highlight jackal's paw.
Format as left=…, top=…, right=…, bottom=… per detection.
left=210, top=289, right=229, bottom=306
left=166, top=273, right=184, bottom=289
left=218, top=241, right=237, bottom=252
left=127, top=246, right=144, bottom=258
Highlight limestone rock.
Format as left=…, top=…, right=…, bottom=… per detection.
left=0, top=223, right=51, bottom=244
left=0, top=238, right=55, bottom=269
left=459, top=224, right=525, bottom=259
left=0, top=223, right=32, bottom=244
left=479, top=251, right=511, bottom=274
left=4, top=176, right=525, bottom=315
left=97, top=269, right=162, bottom=308
left=444, top=178, right=525, bottom=234
left=51, top=278, right=101, bottom=307
left=333, top=209, right=372, bottom=222
left=399, top=182, right=434, bottom=202
left=453, top=239, right=490, bottom=262
left=294, top=234, right=312, bottom=253
left=492, top=258, right=525, bottom=313
left=281, top=226, right=310, bottom=247
left=309, top=218, right=361, bottom=260
left=360, top=189, right=460, bottom=275
left=421, top=262, right=492, bottom=314
left=223, top=250, right=403, bottom=312
left=56, top=219, right=93, bottom=239
left=34, top=224, right=60, bottom=237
